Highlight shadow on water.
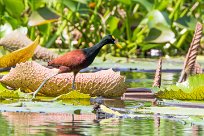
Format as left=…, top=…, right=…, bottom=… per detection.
left=0, top=71, right=204, bottom=135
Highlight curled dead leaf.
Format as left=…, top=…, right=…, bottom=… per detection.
left=0, top=61, right=127, bottom=97
left=0, top=37, right=39, bottom=68
left=0, top=31, right=58, bottom=61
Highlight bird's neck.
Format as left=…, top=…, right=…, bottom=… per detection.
left=83, top=40, right=107, bottom=58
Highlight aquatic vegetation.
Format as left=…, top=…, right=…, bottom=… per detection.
left=1, top=0, right=203, bottom=57
left=0, top=61, right=127, bottom=97
left=154, top=74, right=204, bottom=100
left=0, top=36, right=39, bottom=68
left=0, top=31, right=58, bottom=61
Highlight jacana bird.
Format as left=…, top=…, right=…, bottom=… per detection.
left=32, top=34, right=122, bottom=99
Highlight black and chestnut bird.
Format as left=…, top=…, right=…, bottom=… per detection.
left=32, top=35, right=122, bottom=99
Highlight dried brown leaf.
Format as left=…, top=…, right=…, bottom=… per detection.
left=178, top=22, right=203, bottom=82
left=0, top=37, right=39, bottom=68
left=0, top=31, right=58, bottom=61
left=152, top=58, right=162, bottom=87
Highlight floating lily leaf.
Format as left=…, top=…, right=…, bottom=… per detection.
left=28, top=7, right=60, bottom=26
left=137, top=106, right=204, bottom=116
left=100, top=105, right=122, bottom=117
left=0, top=36, right=39, bottom=68
left=155, top=74, right=204, bottom=100
left=0, top=89, right=21, bottom=99
left=59, top=99, right=90, bottom=106
left=54, top=90, right=91, bottom=100
left=0, top=84, right=31, bottom=99
left=54, top=90, right=91, bottom=105
left=0, top=101, right=94, bottom=113
left=0, top=61, right=127, bottom=97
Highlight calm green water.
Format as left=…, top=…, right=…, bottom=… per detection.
left=0, top=71, right=204, bottom=136
left=1, top=112, right=204, bottom=136
left=123, top=71, right=180, bottom=88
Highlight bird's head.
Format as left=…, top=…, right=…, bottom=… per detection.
left=102, top=34, right=122, bottom=48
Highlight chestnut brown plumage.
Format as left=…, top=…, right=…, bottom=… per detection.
left=32, top=35, right=122, bottom=99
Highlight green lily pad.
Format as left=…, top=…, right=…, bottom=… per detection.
left=137, top=106, right=204, bottom=116
left=154, top=74, right=204, bottom=100
left=0, top=101, right=93, bottom=113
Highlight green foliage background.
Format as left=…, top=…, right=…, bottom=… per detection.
left=0, top=0, right=204, bottom=57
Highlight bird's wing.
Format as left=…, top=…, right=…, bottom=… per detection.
left=48, top=50, right=86, bottom=68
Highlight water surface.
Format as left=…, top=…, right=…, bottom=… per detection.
left=0, top=71, right=203, bottom=136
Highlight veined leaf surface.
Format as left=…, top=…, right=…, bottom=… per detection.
left=0, top=36, right=39, bottom=68
left=155, top=74, right=204, bottom=100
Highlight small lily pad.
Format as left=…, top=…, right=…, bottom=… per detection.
left=54, top=90, right=91, bottom=100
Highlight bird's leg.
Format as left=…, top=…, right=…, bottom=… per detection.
left=72, top=72, right=78, bottom=90
left=32, top=73, right=58, bottom=99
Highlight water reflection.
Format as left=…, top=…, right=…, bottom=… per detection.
left=123, top=71, right=180, bottom=88
left=1, top=111, right=204, bottom=135
left=1, top=112, right=96, bottom=135
left=1, top=71, right=203, bottom=135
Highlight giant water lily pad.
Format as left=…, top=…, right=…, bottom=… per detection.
left=0, top=61, right=127, bottom=97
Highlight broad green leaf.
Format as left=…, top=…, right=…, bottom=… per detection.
left=28, top=7, right=60, bottom=26
left=140, top=44, right=163, bottom=51
left=107, top=16, right=120, bottom=34
left=175, top=16, right=197, bottom=30
left=2, top=0, right=25, bottom=18
left=0, top=23, right=13, bottom=38
left=145, top=25, right=175, bottom=43
left=73, top=0, right=87, bottom=4
left=0, top=36, right=39, bottom=68
left=28, top=0, right=45, bottom=10
left=117, top=0, right=131, bottom=5
left=132, top=0, right=153, bottom=12
left=61, top=0, right=77, bottom=11
left=2, top=16, right=19, bottom=29
left=155, top=74, right=204, bottom=100
left=141, top=10, right=170, bottom=28
left=54, top=90, right=91, bottom=100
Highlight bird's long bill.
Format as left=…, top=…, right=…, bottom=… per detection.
left=114, top=40, right=122, bottom=48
